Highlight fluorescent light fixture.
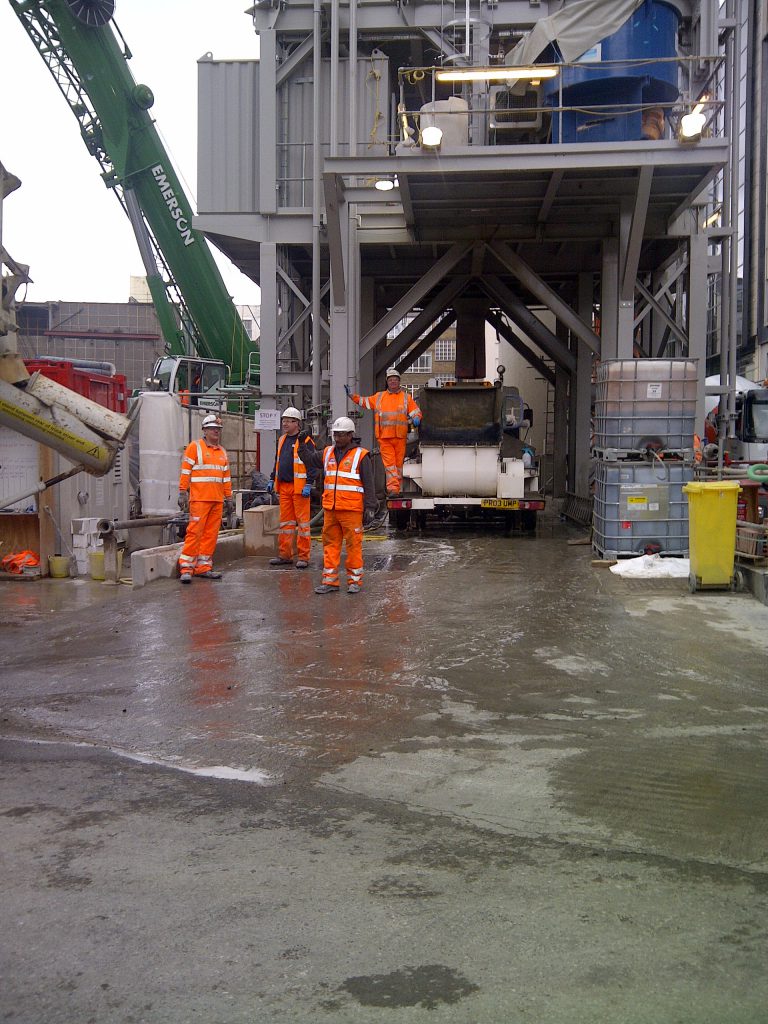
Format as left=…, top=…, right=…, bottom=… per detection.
left=436, top=65, right=558, bottom=83
left=703, top=208, right=722, bottom=228
left=420, top=125, right=443, bottom=149
left=374, top=177, right=395, bottom=191
left=679, top=110, right=706, bottom=142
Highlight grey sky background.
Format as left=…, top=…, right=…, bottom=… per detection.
left=1, top=0, right=261, bottom=306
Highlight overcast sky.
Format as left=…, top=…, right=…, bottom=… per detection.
left=1, top=0, right=261, bottom=306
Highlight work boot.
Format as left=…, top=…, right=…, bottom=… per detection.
left=314, top=584, right=339, bottom=594
left=269, top=557, right=293, bottom=566
left=347, top=584, right=361, bottom=594
left=295, top=560, right=309, bottom=569
left=179, top=573, right=192, bottom=585
left=196, top=570, right=222, bottom=580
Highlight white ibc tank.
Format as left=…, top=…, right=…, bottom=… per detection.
left=421, top=445, right=498, bottom=497
left=138, top=393, right=206, bottom=515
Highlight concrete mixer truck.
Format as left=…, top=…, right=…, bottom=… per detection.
left=386, top=375, right=544, bottom=531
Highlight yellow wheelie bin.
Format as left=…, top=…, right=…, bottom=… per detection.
left=683, top=480, right=742, bottom=592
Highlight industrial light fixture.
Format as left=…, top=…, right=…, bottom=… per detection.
left=678, top=94, right=710, bottom=144
left=374, top=177, right=395, bottom=191
left=703, top=208, right=722, bottom=228
left=435, top=65, right=558, bottom=83
left=678, top=111, right=706, bottom=143
left=420, top=125, right=443, bottom=150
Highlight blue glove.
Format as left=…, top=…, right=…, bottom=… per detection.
left=344, top=384, right=352, bottom=397
left=266, top=480, right=274, bottom=494
left=411, top=416, right=421, bottom=427
left=301, top=484, right=312, bottom=497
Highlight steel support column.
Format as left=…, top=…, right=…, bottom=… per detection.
left=601, top=237, right=620, bottom=360
left=688, top=230, right=709, bottom=435
left=553, top=354, right=569, bottom=500
left=259, top=242, right=279, bottom=471
left=573, top=274, right=594, bottom=499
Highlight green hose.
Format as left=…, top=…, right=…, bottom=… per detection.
left=746, top=463, right=768, bottom=482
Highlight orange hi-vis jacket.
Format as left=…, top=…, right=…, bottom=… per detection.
left=321, top=445, right=369, bottom=512
left=349, top=389, right=421, bottom=440
left=179, top=438, right=232, bottom=501
left=274, top=432, right=315, bottom=493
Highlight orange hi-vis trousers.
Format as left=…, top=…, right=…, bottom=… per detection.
left=178, top=500, right=222, bottom=576
left=379, top=437, right=407, bottom=494
left=276, top=481, right=312, bottom=561
left=321, top=508, right=364, bottom=590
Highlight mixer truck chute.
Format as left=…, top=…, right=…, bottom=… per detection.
left=9, top=0, right=258, bottom=385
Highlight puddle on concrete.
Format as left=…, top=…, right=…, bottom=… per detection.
left=369, top=554, right=417, bottom=571
left=340, top=964, right=479, bottom=1009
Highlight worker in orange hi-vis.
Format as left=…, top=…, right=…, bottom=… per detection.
left=345, top=367, right=422, bottom=496
left=297, top=417, right=378, bottom=594
left=177, top=414, right=233, bottom=583
left=266, top=406, right=319, bottom=569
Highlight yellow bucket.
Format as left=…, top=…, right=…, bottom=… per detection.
left=48, top=555, right=70, bottom=578
left=89, top=550, right=123, bottom=581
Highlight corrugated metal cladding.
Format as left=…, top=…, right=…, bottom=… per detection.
left=197, top=58, right=260, bottom=214
left=197, top=55, right=389, bottom=213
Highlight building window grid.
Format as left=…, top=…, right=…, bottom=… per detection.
left=434, top=338, right=456, bottom=362
left=404, top=353, right=432, bottom=373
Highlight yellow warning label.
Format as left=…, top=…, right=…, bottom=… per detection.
left=0, top=397, right=107, bottom=462
left=626, top=495, right=648, bottom=506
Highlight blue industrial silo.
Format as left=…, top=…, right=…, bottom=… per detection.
left=542, top=0, right=680, bottom=143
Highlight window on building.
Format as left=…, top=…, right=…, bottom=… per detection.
left=434, top=338, right=456, bottom=362
left=433, top=374, right=456, bottom=386
left=402, top=383, right=421, bottom=398
left=405, top=353, right=432, bottom=373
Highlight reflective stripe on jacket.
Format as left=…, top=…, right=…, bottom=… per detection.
left=351, top=389, right=421, bottom=439
left=179, top=439, right=231, bottom=501
left=321, top=445, right=369, bottom=512
left=274, top=433, right=316, bottom=494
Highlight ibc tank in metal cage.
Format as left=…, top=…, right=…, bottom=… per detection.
left=542, top=0, right=680, bottom=143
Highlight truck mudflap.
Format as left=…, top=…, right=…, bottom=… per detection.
left=387, top=496, right=546, bottom=511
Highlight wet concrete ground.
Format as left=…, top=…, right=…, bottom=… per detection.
left=1, top=512, right=767, bottom=1023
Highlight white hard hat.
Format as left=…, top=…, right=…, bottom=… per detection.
left=385, top=366, right=401, bottom=379
left=281, top=406, right=303, bottom=420
left=201, top=414, right=222, bottom=429
left=331, top=416, right=355, bottom=433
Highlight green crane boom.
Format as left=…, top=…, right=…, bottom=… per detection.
left=10, top=0, right=258, bottom=384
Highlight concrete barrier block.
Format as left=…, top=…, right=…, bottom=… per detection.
left=244, top=505, right=280, bottom=556
left=130, top=544, right=181, bottom=588
left=130, top=531, right=244, bottom=588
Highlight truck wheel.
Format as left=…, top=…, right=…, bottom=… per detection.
left=389, top=509, right=410, bottom=531
left=521, top=510, right=537, bottom=533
